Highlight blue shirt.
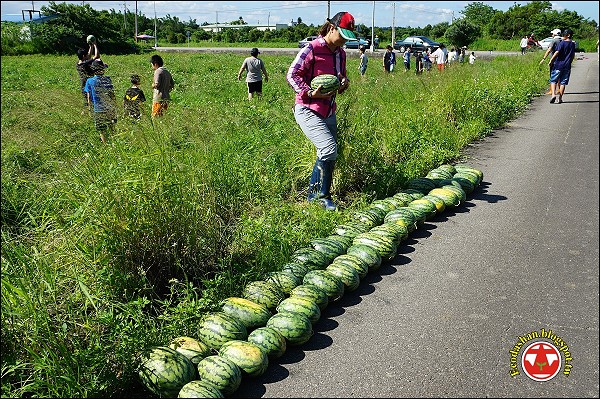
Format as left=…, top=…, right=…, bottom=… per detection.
left=84, top=75, right=116, bottom=113
left=552, top=40, right=576, bottom=71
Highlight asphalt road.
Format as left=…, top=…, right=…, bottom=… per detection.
left=228, top=55, right=599, bottom=397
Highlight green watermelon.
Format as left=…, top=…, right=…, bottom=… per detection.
left=400, top=188, right=425, bottom=200
left=331, top=253, right=369, bottom=279
left=369, top=223, right=409, bottom=244
left=437, top=164, right=457, bottom=175
left=453, top=170, right=480, bottom=186
left=265, top=271, right=301, bottom=295
left=178, top=380, right=224, bottom=398
left=169, top=336, right=212, bottom=365
left=454, top=164, right=483, bottom=183
left=218, top=340, right=269, bottom=377
left=392, top=192, right=414, bottom=206
left=247, top=327, right=287, bottom=359
left=451, top=176, right=475, bottom=194
left=220, top=297, right=273, bottom=330
left=138, top=346, right=197, bottom=398
left=290, top=247, right=330, bottom=271
left=407, top=177, right=437, bottom=194
left=276, top=296, right=322, bottom=324
left=428, top=188, right=460, bottom=208
left=289, top=284, right=329, bottom=310
left=421, top=194, right=446, bottom=214
left=326, top=234, right=354, bottom=250
left=384, top=208, right=418, bottom=233
left=351, top=209, right=384, bottom=228
left=310, top=237, right=347, bottom=263
left=280, top=262, right=310, bottom=281
left=310, top=74, right=340, bottom=93
left=441, top=184, right=466, bottom=203
left=242, top=280, right=286, bottom=310
left=408, top=199, right=437, bottom=220
left=326, top=262, right=360, bottom=292
left=196, top=355, right=242, bottom=396
left=426, top=168, right=454, bottom=180
left=303, top=269, right=345, bottom=301
left=333, top=222, right=371, bottom=238
left=370, top=199, right=397, bottom=214
left=352, top=232, right=398, bottom=261
left=346, top=244, right=382, bottom=272
left=383, top=196, right=406, bottom=209
left=197, top=312, right=248, bottom=351
left=266, top=312, right=313, bottom=346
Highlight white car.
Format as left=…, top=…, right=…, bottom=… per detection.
left=539, top=36, right=560, bottom=51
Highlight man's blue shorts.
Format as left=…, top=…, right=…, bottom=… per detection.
left=550, top=68, right=571, bottom=85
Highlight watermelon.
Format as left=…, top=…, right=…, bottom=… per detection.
left=289, top=284, right=329, bottom=310
left=196, top=355, right=242, bottom=395
left=351, top=209, right=384, bottom=229
left=281, top=262, right=310, bottom=281
left=169, top=336, right=212, bottom=365
left=290, top=247, right=330, bottom=271
left=276, top=296, right=322, bottom=324
left=247, top=327, right=287, bottom=359
left=220, top=297, right=273, bottom=329
left=331, top=253, right=370, bottom=279
left=392, top=192, right=414, bottom=206
left=197, top=312, right=248, bottom=351
left=86, top=34, right=96, bottom=43
left=333, top=222, right=371, bottom=239
left=384, top=208, right=418, bottom=233
left=441, top=184, right=466, bottom=203
left=178, top=380, right=224, bottom=398
left=218, top=340, right=269, bottom=377
left=326, top=262, right=360, bottom=292
left=266, top=312, right=313, bottom=346
left=437, top=164, right=457, bottom=175
left=369, top=223, right=409, bottom=245
left=370, top=199, right=396, bottom=214
left=454, top=164, right=483, bottom=183
left=383, top=196, right=405, bottom=209
left=326, top=234, right=354, bottom=250
left=303, top=269, right=345, bottom=301
left=407, top=177, right=437, bottom=194
left=265, top=271, right=301, bottom=295
left=138, top=346, right=197, bottom=398
left=408, top=199, right=437, bottom=220
left=451, top=176, right=475, bottom=194
left=454, top=170, right=480, bottom=186
left=421, top=194, right=446, bottom=214
left=428, top=188, right=460, bottom=208
left=242, top=280, right=286, bottom=310
left=426, top=168, right=454, bottom=180
left=310, top=237, right=347, bottom=263
left=400, top=188, right=424, bottom=200
left=346, top=244, right=382, bottom=272
left=352, top=232, right=398, bottom=261
left=310, top=73, right=340, bottom=93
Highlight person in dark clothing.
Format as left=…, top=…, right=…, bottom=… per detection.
left=548, top=29, right=576, bottom=104
left=76, top=42, right=100, bottom=114
left=123, top=74, right=147, bottom=120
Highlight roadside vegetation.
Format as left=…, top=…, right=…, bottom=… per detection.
left=1, top=48, right=553, bottom=397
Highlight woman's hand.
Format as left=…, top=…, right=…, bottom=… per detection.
left=337, top=74, right=349, bottom=94
left=311, top=85, right=336, bottom=99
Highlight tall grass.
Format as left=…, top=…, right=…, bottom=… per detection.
left=1, top=51, right=548, bottom=397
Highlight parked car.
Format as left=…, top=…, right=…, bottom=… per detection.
left=393, top=36, right=440, bottom=53
left=344, top=37, right=370, bottom=49
left=539, top=37, right=559, bottom=51
left=298, top=35, right=318, bottom=48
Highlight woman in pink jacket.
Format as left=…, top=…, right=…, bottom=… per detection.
left=286, top=11, right=356, bottom=210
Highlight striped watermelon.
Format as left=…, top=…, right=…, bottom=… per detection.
left=331, top=253, right=369, bottom=279
left=197, top=312, right=248, bottom=351
left=196, top=355, right=242, bottom=395
left=310, top=74, right=340, bottom=93
left=351, top=209, right=384, bottom=228
left=247, top=326, right=287, bottom=359
left=310, top=237, right=347, bottom=263
left=242, top=280, right=285, bottom=310
left=384, top=208, right=418, bottom=233
left=326, top=262, right=360, bottom=292
left=333, top=221, right=371, bottom=238
left=453, top=170, right=479, bottom=186
left=441, top=184, right=466, bottom=203
left=428, top=188, right=460, bottom=208
left=169, top=336, right=212, bottom=365
left=218, top=340, right=269, bottom=377
left=138, top=346, right=197, bottom=398
left=326, top=234, right=354, bottom=250
left=426, top=168, right=454, bottom=180
left=370, top=199, right=397, bottom=214
left=178, top=380, right=224, bottom=398
left=369, top=223, right=409, bottom=244
left=392, top=192, right=414, bottom=206
left=352, top=232, right=398, bottom=261
left=291, top=247, right=330, bottom=271
left=437, top=164, right=457, bottom=175
left=281, top=262, right=310, bottom=281
left=303, top=269, right=345, bottom=300
left=220, top=297, right=273, bottom=330
left=454, top=164, right=483, bottom=183
left=383, top=196, right=405, bottom=209
left=289, top=284, right=329, bottom=310
left=407, top=177, right=437, bottom=194
left=421, top=194, right=446, bottom=214
left=400, top=189, right=424, bottom=200
left=408, top=199, right=437, bottom=220
left=276, top=296, right=322, bottom=324
left=265, top=271, right=301, bottom=295
left=346, top=244, right=382, bottom=272
left=266, top=312, right=313, bottom=346
left=451, top=176, right=475, bottom=194
left=405, top=205, right=428, bottom=226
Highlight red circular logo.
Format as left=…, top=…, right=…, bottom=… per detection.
left=521, top=341, right=562, bottom=381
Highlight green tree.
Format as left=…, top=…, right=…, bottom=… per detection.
left=445, top=18, right=481, bottom=48
left=430, top=22, right=450, bottom=39
left=461, top=2, right=496, bottom=32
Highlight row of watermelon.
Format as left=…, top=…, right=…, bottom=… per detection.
left=138, top=163, right=484, bottom=398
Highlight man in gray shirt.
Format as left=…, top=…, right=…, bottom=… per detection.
left=237, top=48, right=269, bottom=100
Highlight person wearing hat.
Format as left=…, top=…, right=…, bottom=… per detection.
left=237, top=47, right=269, bottom=100
left=548, top=29, right=576, bottom=104
left=83, top=59, right=117, bottom=143
left=286, top=11, right=356, bottom=211
left=540, top=29, right=563, bottom=94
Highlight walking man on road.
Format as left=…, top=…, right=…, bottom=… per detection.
left=548, top=29, right=576, bottom=104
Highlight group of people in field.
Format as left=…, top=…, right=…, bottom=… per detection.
left=76, top=38, right=173, bottom=143
left=376, top=43, right=476, bottom=76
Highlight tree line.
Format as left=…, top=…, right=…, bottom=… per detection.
left=1, top=1, right=597, bottom=56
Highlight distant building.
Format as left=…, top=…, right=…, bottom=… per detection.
left=201, top=23, right=281, bottom=33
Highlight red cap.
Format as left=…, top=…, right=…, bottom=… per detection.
left=329, top=12, right=357, bottom=41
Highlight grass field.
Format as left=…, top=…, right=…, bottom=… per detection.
left=1, top=51, right=549, bottom=397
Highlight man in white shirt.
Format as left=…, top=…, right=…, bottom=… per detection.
left=431, top=44, right=446, bottom=71
left=520, top=35, right=529, bottom=55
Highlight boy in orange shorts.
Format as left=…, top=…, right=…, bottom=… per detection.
left=150, top=54, right=174, bottom=117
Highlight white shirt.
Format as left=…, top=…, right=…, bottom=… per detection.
left=469, top=54, right=476, bottom=64
left=432, top=48, right=446, bottom=65
left=520, top=37, right=529, bottom=48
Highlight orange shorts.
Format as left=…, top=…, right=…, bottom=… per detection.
left=152, top=101, right=168, bottom=117
left=437, top=63, right=445, bottom=71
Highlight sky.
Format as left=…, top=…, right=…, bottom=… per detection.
left=1, top=1, right=598, bottom=29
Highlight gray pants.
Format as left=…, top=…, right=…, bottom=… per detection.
left=293, top=105, right=338, bottom=161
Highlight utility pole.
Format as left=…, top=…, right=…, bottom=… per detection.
left=370, top=1, right=375, bottom=53
left=153, top=0, right=157, bottom=48
left=391, top=2, right=395, bottom=47
left=451, top=11, right=454, bottom=24
left=134, top=0, right=138, bottom=42
left=327, top=1, right=330, bottom=19
left=216, top=11, right=219, bottom=32
left=123, top=1, right=127, bottom=31
left=268, top=11, right=270, bottom=29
